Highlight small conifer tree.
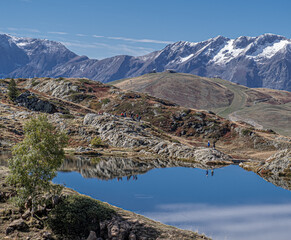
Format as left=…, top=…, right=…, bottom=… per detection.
left=8, top=79, right=18, bottom=101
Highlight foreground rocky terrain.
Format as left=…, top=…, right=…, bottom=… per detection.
left=0, top=166, right=209, bottom=240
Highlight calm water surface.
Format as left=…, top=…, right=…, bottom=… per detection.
left=53, top=163, right=291, bottom=240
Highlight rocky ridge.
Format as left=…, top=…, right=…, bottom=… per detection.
left=83, top=113, right=231, bottom=163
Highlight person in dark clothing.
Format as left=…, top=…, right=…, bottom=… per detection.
left=213, top=141, right=216, bottom=149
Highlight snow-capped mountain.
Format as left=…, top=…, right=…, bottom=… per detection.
left=0, top=34, right=78, bottom=78
left=1, top=33, right=290, bottom=91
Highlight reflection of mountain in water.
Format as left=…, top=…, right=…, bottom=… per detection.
left=60, top=156, right=222, bottom=180
left=260, top=174, right=291, bottom=191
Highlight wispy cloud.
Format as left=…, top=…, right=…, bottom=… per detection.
left=107, top=36, right=173, bottom=44
left=48, top=31, right=68, bottom=35
left=76, top=33, right=87, bottom=37
left=143, top=203, right=291, bottom=240
left=93, top=35, right=104, bottom=38
left=91, top=34, right=173, bottom=44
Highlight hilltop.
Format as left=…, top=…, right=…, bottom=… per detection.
left=113, top=72, right=291, bottom=137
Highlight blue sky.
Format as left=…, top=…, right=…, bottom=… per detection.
left=1, top=0, right=290, bottom=59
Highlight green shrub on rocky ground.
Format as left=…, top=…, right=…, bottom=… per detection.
left=47, top=195, right=115, bottom=238
left=91, top=137, right=105, bottom=148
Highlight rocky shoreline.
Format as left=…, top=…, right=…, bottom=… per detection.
left=0, top=166, right=210, bottom=240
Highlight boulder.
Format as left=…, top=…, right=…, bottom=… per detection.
left=15, top=91, right=57, bottom=113
left=87, top=231, right=98, bottom=240
left=6, top=219, right=29, bottom=234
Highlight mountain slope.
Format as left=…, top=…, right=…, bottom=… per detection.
left=1, top=33, right=291, bottom=91
left=113, top=72, right=291, bottom=136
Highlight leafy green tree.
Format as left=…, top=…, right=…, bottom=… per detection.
left=7, top=115, right=68, bottom=215
left=7, top=78, right=19, bottom=101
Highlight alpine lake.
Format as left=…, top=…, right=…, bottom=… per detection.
left=52, top=155, right=291, bottom=240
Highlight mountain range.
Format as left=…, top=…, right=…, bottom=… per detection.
left=1, top=33, right=290, bottom=91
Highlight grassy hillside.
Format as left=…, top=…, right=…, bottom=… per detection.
left=112, top=73, right=291, bottom=136
left=0, top=77, right=290, bottom=161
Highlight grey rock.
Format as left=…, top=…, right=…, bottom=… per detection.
left=129, top=232, right=137, bottom=240
left=87, top=231, right=98, bottom=240
left=5, top=226, right=14, bottom=235
left=21, top=209, right=31, bottom=220
left=258, top=149, right=291, bottom=175
left=83, top=114, right=231, bottom=163
left=8, top=219, right=29, bottom=232
left=15, top=91, right=57, bottom=113
left=42, top=231, right=53, bottom=240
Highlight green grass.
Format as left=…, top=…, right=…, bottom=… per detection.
left=234, top=102, right=291, bottom=136
left=211, top=78, right=248, bottom=117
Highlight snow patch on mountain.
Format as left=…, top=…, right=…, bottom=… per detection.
left=180, top=54, right=194, bottom=63
left=255, top=40, right=290, bottom=59
left=211, top=39, right=245, bottom=64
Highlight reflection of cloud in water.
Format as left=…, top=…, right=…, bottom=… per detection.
left=143, top=203, right=291, bottom=240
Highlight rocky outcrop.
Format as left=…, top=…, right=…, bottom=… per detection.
left=240, top=149, right=291, bottom=190
left=6, top=219, right=29, bottom=235
left=25, top=78, right=79, bottom=99
left=241, top=149, right=291, bottom=175
left=15, top=91, right=57, bottom=113
left=83, top=113, right=231, bottom=163
left=258, top=149, right=291, bottom=176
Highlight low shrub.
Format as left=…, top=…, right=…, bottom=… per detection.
left=47, top=195, right=114, bottom=238
left=91, top=137, right=104, bottom=148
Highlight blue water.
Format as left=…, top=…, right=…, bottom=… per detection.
left=54, top=165, right=291, bottom=240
